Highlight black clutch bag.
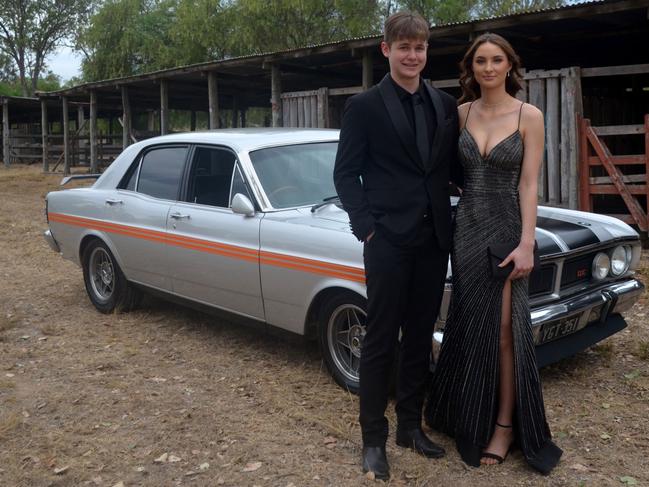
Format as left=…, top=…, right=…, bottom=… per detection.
left=487, top=241, right=540, bottom=279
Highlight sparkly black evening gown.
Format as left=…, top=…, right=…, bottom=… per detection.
left=424, top=102, right=562, bottom=474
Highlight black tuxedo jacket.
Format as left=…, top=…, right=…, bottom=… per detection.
left=334, top=74, right=464, bottom=250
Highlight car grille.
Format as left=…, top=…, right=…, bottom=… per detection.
left=561, top=253, right=594, bottom=288
left=529, top=264, right=555, bottom=297
left=529, top=252, right=598, bottom=300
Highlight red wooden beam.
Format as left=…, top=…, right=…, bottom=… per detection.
left=589, top=185, right=648, bottom=195
left=645, top=114, right=649, bottom=230
left=586, top=125, right=648, bottom=231
left=588, top=155, right=645, bottom=166
left=579, top=116, right=591, bottom=211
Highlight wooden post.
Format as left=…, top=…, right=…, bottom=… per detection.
left=362, top=50, right=373, bottom=91
left=515, top=68, right=527, bottom=102
left=160, top=80, right=169, bottom=135
left=77, top=105, right=84, bottom=133
left=62, top=96, right=70, bottom=175
left=240, top=107, right=247, bottom=128
left=561, top=67, right=583, bottom=209
left=41, top=99, right=49, bottom=172
left=121, top=86, right=131, bottom=149
left=645, top=114, right=649, bottom=230
left=208, top=72, right=219, bottom=129
left=190, top=111, right=196, bottom=131
left=89, top=90, right=98, bottom=173
left=271, top=64, right=282, bottom=127
left=231, top=95, right=238, bottom=128
left=317, top=88, right=329, bottom=128
left=546, top=77, right=560, bottom=205
left=2, top=99, right=9, bottom=167
left=147, top=111, right=155, bottom=132
left=578, top=116, right=591, bottom=211
left=528, top=78, right=546, bottom=203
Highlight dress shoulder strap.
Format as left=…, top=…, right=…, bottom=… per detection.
left=517, top=102, right=525, bottom=130
left=463, top=101, right=474, bottom=129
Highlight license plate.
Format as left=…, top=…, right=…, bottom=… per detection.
left=538, top=315, right=582, bottom=344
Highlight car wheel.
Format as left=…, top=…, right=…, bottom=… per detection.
left=82, top=239, right=141, bottom=314
left=318, top=292, right=367, bottom=394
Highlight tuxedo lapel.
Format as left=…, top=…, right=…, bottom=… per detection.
left=423, top=81, right=447, bottom=173
left=378, top=75, right=425, bottom=172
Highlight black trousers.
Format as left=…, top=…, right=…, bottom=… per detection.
left=359, top=222, right=449, bottom=447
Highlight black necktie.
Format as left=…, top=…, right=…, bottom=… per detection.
left=413, top=93, right=429, bottom=167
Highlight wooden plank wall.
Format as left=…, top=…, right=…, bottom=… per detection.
left=280, top=90, right=324, bottom=128
left=522, top=67, right=583, bottom=208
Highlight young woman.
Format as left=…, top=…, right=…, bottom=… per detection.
left=424, top=33, right=562, bottom=474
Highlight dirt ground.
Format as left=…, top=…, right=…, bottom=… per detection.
left=0, top=165, right=648, bottom=487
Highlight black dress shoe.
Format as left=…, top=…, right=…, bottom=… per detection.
left=361, top=445, right=390, bottom=480
left=396, top=428, right=446, bottom=458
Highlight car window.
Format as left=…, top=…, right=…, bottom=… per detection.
left=248, top=142, right=338, bottom=208
left=229, top=165, right=252, bottom=206
left=136, top=146, right=188, bottom=200
left=117, top=155, right=141, bottom=191
left=186, top=146, right=237, bottom=208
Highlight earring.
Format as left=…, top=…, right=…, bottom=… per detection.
left=507, top=71, right=511, bottom=77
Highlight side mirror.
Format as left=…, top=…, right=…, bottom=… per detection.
left=231, top=193, right=255, bottom=217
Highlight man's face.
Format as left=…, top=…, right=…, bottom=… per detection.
left=381, top=37, right=428, bottom=83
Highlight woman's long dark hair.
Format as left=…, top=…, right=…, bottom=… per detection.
left=458, top=33, right=524, bottom=104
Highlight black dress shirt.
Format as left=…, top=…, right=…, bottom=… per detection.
left=388, top=75, right=437, bottom=153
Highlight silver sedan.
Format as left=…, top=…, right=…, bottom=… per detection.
left=44, top=129, right=645, bottom=392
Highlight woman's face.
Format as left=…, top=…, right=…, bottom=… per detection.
left=471, top=41, right=512, bottom=90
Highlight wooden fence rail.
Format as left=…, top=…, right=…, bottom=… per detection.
left=578, top=114, right=649, bottom=231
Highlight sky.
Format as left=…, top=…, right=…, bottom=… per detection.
left=48, top=46, right=82, bottom=82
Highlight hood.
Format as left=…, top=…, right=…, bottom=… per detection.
left=306, top=202, right=639, bottom=255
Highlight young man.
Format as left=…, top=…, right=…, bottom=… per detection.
left=334, top=11, right=463, bottom=480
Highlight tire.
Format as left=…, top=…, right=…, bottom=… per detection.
left=82, top=239, right=141, bottom=314
left=318, top=292, right=367, bottom=394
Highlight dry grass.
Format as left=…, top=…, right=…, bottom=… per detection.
left=0, top=165, right=648, bottom=487
left=591, top=342, right=615, bottom=364
left=0, top=412, right=22, bottom=440
left=635, top=341, right=649, bottom=361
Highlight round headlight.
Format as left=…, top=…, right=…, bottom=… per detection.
left=592, top=252, right=610, bottom=280
left=610, top=245, right=629, bottom=276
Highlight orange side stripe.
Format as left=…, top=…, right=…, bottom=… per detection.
left=49, top=213, right=169, bottom=245
left=49, top=212, right=365, bottom=282
left=260, top=257, right=366, bottom=283
left=260, top=250, right=365, bottom=277
left=50, top=212, right=258, bottom=259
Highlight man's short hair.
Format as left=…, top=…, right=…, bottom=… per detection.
left=383, top=11, right=429, bottom=45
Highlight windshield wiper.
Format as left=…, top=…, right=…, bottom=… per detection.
left=311, top=195, right=340, bottom=213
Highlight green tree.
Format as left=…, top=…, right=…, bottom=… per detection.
left=77, top=0, right=178, bottom=81
left=229, top=0, right=382, bottom=54
left=169, top=0, right=233, bottom=64
left=77, top=0, right=384, bottom=80
left=0, top=70, right=61, bottom=96
left=396, top=0, right=476, bottom=24
left=0, top=0, right=92, bottom=96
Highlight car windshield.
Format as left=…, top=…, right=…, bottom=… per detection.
left=248, top=142, right=338, bottom=209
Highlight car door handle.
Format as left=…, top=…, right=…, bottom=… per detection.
left=105, top=199, right=123, bottom=205
left=170, top=212, right=191, bottom=220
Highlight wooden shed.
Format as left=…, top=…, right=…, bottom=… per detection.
left=1, top=0, right=648, bottom=230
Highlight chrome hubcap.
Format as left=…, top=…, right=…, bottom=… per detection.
left=328, top=303, right=366, bottom=383
left=89, top=247, right=115, bottom=302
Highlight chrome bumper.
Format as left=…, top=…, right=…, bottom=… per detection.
left=43, top=229, right=60, bottom=253
left=529, top=278, right=644, bottom=343
left=433, top=278, right=644, bottom=355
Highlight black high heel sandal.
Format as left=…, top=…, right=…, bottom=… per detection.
left=481, top=422, right=513, bottom=465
